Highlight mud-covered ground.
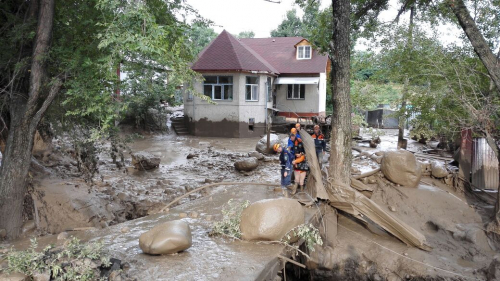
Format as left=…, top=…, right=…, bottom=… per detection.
left=1, top=126, right=499, bottom=281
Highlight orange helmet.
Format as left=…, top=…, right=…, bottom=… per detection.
left=273, top=143, right=281, bottom=152
left=291, top=128, right=297, bottom=134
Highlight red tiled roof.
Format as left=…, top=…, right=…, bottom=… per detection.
left=240, top=37, right=328, bottom=74
left=192, top=31, right=328, bottom=74
left=191, top=30, right=278, bottom=74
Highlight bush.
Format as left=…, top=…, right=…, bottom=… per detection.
left=5, top=237, right=112, bottom=281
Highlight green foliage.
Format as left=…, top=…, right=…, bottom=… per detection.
left=282, top=224, right=323, bottom=252
left=6, top=237, right=111, bottom=281
left=186, top=22, right=218, bottom=56
left=271, top=9, right=305, bottom=37
left=210, top=199, right=250, bottom=239
left=365, top=127, right=386, bottom=139
left=237, top=31, right=255, bottom=39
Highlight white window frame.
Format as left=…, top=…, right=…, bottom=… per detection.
left=287, top=84, right=306, bottom=100
left=203, top=76, right=233, bottom=101
left=246, top=76, right=259, bottom=101
left=297, top=45, right=312, bottom=60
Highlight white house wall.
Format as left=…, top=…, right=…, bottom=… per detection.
left=275, top=79, right=322, bottom=117
left=183, top=72, right=273, bottom=137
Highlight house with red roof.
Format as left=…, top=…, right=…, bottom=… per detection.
left=183, top=30, right=329, bottom=138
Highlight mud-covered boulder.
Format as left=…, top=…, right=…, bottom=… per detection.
left=248, top=151, right=265, bottom=160
left=234, top=157, right=259, bottom=171
left=131, top=151, right=160, bottom=170
left=431, top=161, right=448, bottom=178
left=381, top=150, right=421, bottom=187
left=139, top=220, right=192, bottom=255
left=240, top=198, right=305, bottom=241
left=255, top=134, right=280, bottom=154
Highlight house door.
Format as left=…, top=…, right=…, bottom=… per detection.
left=272, top=89, right=277, bottom=109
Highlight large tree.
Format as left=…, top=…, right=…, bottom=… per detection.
left=0, top=0, right=198, bottom=239
left=328, top=0, right=352, bottom=186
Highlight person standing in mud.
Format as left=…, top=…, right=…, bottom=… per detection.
left=291, top=147, right=308, bottom=194
left=289, top=133, right=306, bottom=194
left=312, top=125, right=327, bottom=168
left=274, top=143, right=293, bottom=196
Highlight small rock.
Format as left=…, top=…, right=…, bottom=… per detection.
left=350, top=167, right=361, bottom=175
left=131, top=151, right=160, bottom=170
left=186, top=153, right=198, bottom=159
left=0, top=229, right=6, bottom=239
left=57, top=232, right=69, bottom=240
left=100, top=221, right=109, bottom=228
left=431, top=161, right=448, bottom=178
left=21, top=220, right=35, bottom=234
left=109, top=271, right=122, bottom=281
left=179, top=213, right=188, bottom=218
left=234, top=157, right=259, bottom=172
left=403, top=252, right=408, bottom=256
left=389, top=206, right=396, bottom=212
left=205, top=215, right=213, bottom=221
left=121, top=227, right=130, bottom=233
left=189, top=211, right=199, bottom=218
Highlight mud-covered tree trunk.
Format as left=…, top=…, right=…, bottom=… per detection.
left=448, top=0, right=500, bottom=93
left=397, top=6, right=414, bottom=149
left=0, top=0, right=60, bottom=239
left=327, top=0, right=351, bottom=186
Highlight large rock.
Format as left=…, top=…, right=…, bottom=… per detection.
left=240, top=198, right=305, bottom=241
left=431, top=161, right=448, bottom=178
left=255, top=134, right=280, bottom=154
left=139, top=220, right=192, bottom=255
left=131, top=151, right=160, bottom=170
left=381, top=150, right=422, bottom=188
left=234, top=157, right=259, bottom=171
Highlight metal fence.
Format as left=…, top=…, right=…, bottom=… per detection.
left=471, top=138, right=499, bottom=190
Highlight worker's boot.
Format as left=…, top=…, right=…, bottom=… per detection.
left=299, top=185, right=304, bottom=192
left=291, top=183, right=298, bottom=195
left=282, top=188, right=289, bottom=198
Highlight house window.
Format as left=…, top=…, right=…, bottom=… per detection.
left=203, top=76, right=233, bottom=100
left=246, top=76, right=259, bottom=101
left=287, top=84, right=305, bottom=99
left=266, top=77, right=272, bottom=102
left=297, top=46, right=311, bottom=60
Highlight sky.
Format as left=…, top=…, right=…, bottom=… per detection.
left=186, top=0, right=330, bottom=38
left=185, top=0, right=464, bottom=50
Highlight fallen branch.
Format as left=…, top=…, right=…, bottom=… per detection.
left=353, top=168, right=381, bottom=179
left=158, top=182, right=280, bottom=213
left=278, top=255, right=306, bottom=269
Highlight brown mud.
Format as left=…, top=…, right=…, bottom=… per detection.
left=0, top=128, right=498, bottom=280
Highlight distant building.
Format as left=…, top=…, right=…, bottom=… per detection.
left=183, top=30, right=330, bottom=137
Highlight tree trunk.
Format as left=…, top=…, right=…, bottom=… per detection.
left=397, top=6, right=414, bottom=149
left=448, top=0, right=500, bottom=93
left=0, top=0, right=58, bottom=239
left=327, top=0, right=351, bottom=187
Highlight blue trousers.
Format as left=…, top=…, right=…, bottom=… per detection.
left=281, top=168, right=292, bottom=187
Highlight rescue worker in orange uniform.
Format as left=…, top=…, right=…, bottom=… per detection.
left=312, top=125, right=327, bottom=168
left=289, top=133, right=307, bottom=194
